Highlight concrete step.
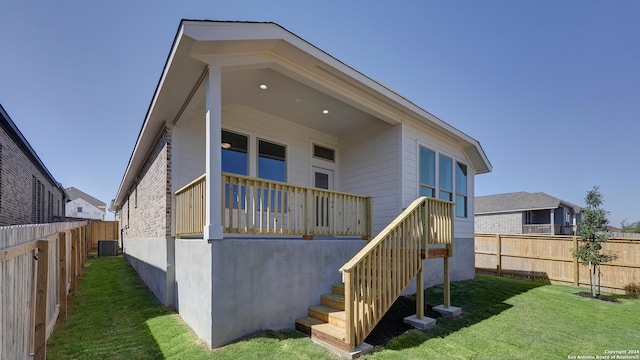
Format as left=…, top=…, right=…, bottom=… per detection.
left=308, top=304, right=346, bottom=328
left=321, top=293, right=345, bottom=310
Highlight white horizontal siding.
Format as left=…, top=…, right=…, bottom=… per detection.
left=455, top=168, right=476, bottom=237
left=171, top=105, right=338, bottom=191
left=401, top=118, right=476, bottom=239
left=340, top=122, right=400, bottom=234
left=172, top=113, right=206, bottom=191
left=222, top=106, right=337, bottom=187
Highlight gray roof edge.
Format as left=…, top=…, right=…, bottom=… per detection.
left=66, top=187, right=106, bottom=209
left=475, top=206, right=557, bottom=215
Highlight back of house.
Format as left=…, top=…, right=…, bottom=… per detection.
left=111, top=20, right=491, bottom=351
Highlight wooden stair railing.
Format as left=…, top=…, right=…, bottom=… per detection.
left=338, top=196, right=453, bottom=350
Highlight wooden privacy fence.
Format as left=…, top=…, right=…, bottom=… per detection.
left=475, top=233, right=640, bottom=295
left=88, top=220, right=119, bottom=251
left=0, top=221, right=89, bottom=360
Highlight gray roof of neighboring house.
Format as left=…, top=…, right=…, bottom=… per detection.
left=66, top=187, right=106, bottom=210
left=475, top=192, right=582, bottom=215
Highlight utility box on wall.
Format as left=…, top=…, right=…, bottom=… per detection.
left=98, top=240, right=118, bottom=257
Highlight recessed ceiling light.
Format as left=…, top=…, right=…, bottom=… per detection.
left=322, top=109, right=329, bottom=114
left=221, top=142, right=232, bottom=149
left=259, top=84, right=268, bottom=90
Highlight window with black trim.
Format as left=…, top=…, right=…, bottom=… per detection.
left=222, top=130, right=248, bottom=175
left=222, top=130, right=249, bottom=208
left=258, top=139, right=286, bottom=181
left=258, top=139, right=287, bottom=210
left=313, top=144, right=335, bottom=162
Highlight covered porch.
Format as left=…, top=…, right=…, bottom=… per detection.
left=166, top=35, right=403, bottom=240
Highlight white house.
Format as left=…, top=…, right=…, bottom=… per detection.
left=65, top=187, right=106, bottom=220
left=111, top=20, right=491, bottom=354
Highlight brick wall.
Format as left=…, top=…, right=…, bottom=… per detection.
left=0, top=126, right=64, bottom=226
left=120, top=127, right=171, bottom=238
left=475, top=212, right=523, bottom=234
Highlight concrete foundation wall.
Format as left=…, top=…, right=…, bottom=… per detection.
left=403, top=237, right=475, bottom=295
left=124, top=236, right=175, bottom=306
left=138, top=236, right=475, bottom=349
left=175, top=239, right=212, bottom=346
left=208, top=238, right=366, bottom=348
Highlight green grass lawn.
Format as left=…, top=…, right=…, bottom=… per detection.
left=47, top=257, right=640, bottom=359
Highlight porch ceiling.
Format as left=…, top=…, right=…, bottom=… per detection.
left=193, top=68, right=381, bottom=138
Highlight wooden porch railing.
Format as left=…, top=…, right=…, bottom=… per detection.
left=175, top=174, right=206, bottom=236
left=339, top=196, right=454, bottom=349
left=523, top=224, right=575, bottom=235
left=175, top=173, right=373, bottom=238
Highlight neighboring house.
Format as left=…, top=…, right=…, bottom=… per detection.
left=0, top=102, right=67, bottom=227
left=65, top=187, right=106, bottom=220
left=475, top=192, right=582, bottom=235
left=111, top=20, right=491, bottom=351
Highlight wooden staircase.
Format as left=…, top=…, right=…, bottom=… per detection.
left=296, top=197, right=455, bottom=354
left=295, top=283, right=351, bottom=351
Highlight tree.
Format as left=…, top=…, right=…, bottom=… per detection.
left=620, top=219, right=640, bottom=233
left=572, top=186, right=618, bottom=297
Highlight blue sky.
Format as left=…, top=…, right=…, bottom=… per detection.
left=0, top=1, right=638, bottom=225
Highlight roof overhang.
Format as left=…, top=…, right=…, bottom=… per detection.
left=114, top=20, right=492, bottom=207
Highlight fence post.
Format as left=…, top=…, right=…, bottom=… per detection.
left=416, top=266, right=424, bottom=319
left=78, top=227, right=84, bottom=274
left=70, top=229, right=77, bottom=293
left=84, top=224, right=90, bottom=258
left=573, top=236, right=579, bottom=286
left=443, top=256, right=451, bottom=308
left=34, top=240, right=49, bottom=360
left=495, top=234, right=502, bottom=276
left=58, top=232, right=67, bottom=319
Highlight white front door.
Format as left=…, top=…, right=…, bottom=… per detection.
left=312, top=167, right=333, bottom=228
left=313, top=167, right=333, bottom=190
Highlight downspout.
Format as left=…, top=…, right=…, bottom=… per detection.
left=121, top=225, right=128, bottom=254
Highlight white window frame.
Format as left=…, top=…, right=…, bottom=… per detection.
left=418, top=143, right=469, bottom=219
left=454, top=161, right=468, bottom=218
